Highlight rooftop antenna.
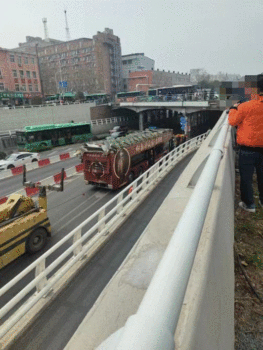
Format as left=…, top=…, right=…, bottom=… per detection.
left=64, top=9, right=71, bottom=41
left=42, top=18, right=49, bottom=41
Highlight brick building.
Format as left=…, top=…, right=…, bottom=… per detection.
left=31, top=28, right=122, bottom=97
left=122, top=53, right=155, bottom=91
left=128, top=69, right=191, bottom=92
left=0, top=48, right=42, bottom=106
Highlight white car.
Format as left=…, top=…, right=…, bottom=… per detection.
left=0, top=152, right=40, bottom=171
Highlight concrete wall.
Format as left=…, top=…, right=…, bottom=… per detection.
left=0, top=103, right=95, bottom=132
left=90, top=105, right=112, bottom=120
left=64, top=114, right=235, bottom=350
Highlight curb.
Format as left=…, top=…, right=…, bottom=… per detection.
left=0, top=150, right=77, bottom=181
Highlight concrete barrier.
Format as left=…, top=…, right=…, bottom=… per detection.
left=0, top=103, right=94, bottom=132
left=64, top=114, right=235, bottom=350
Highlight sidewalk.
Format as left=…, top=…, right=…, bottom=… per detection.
left=234, top=173, right=263, bottom=349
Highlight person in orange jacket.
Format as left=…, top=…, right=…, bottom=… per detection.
left=228, top=74, right=263, bottom=213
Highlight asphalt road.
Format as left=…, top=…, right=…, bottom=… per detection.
left=4, top=151, right=196, bottom=350
left=0, top=157, right=80, bottom=198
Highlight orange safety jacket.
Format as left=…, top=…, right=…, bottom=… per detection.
left=228, top=94, right=263, bottom=147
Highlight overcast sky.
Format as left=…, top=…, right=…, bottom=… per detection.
left=1, top=0, right=262, bottom=76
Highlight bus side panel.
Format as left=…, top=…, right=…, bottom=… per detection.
left=25, top=140, right=52, bottom=152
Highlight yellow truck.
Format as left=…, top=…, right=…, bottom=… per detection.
left=0, top=167, right=64, bottom=269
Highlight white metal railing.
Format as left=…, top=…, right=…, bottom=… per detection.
left=97, top=112, right=229, bottom=350
left=118, top=92, right=219, bottom=103
left=0, top=100, right=98, bottom=110
left=0, top=132, right=209, bottom=338
left=91, top=116, right=129, bottom=126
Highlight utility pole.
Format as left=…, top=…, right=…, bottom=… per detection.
left=35, top=44, right=44, bottom=100
left=42, top=18, right=49, bottom=41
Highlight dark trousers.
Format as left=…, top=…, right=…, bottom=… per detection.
left=239, top=147, right=263, bottom=206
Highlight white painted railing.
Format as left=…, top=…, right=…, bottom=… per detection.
left=0, top=132, right=209, bottom=339
left=0, top=100, right=99, bottom=110
left=97, top=113, right=229, bottom=350
left=90, top=116, right=130, bottom=126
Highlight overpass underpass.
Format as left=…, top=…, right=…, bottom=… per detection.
left=2, top=148, right=198, bottom=350
left=113, top=102, right=222, bottom=136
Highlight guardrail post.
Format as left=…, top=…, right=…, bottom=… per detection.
left=73, top=228, right=82, bottom=256
left=131, top=180, right=138, bottom=201
left=141, top=173, right=148, bottom=190
left=117, top=193, right=124, bottom=214
left=35, top=259, right=48, bottom=293
left=98, top=208, right=106, bottom=233
left=153, top=164, right=159, bottom=182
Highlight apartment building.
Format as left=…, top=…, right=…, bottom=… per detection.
left=122, top=53, right=155, bottom=91
left=0, top=48, right=41, bottom=105
left=15, top=36, right=63, bottom=54
left=35, top=28, right=122, bottom=96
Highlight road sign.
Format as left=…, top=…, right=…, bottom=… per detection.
left=59, top=81, right=67, bottom=88
left=180, top=116, right=186, bottom=131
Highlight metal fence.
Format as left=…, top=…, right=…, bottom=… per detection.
left=118, top=92, right=219, bottom=103
left=0, top=131, right=209, bottom=339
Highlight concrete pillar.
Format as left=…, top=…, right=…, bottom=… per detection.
left=147, top=110, right=151, bottom=123
left=139, top=112, right=144, bottom=131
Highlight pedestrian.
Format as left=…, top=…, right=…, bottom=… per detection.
left=128, top=186, right=133, bottom=199
left=228, top=74, right=263, bottom=213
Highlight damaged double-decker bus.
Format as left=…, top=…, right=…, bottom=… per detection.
left=82, top=128, right=174, bottom=190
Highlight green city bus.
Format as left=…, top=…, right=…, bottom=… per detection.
left=84, top=93, right=110, bottom=103
left=16, top=122, right=93, bottom=152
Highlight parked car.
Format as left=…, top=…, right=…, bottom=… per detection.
left=0, top=152, right=40, bottom=171
left=109, top=125, right=128, bottom=138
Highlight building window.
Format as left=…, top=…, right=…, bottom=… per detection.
left=15, top=84, right=19, bottom=91
left=29, top=85, right=33, bottom=92
left=21, top=85, right=26, bottom=91
left=12, top=70, right=17, bottom=77
left=35, top=85, right=39, bottom=92
left=33, top=71, right=37, bottom=78
left=26, top=71, right=31, bottom=78
left=19, top=70, right=24, bottom=78
left=0, top=69, right=2, bottom=77
left=122, top=60, right=127, bottom=65
left=24, top=57, right=28, bottom=64
left=18, top=56, right=22, bottom=65
left=31, top=57, right=35, bottom=64
left=128, top=60, right=132, bottom=64
left=0, top=83, right=4, bottom=91
left=10, top=54, right=15, bottom=62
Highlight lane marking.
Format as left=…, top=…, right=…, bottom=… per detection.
left=53, top=191, right=110, bottom=234
left=51, top=189, right=103, bottom=224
